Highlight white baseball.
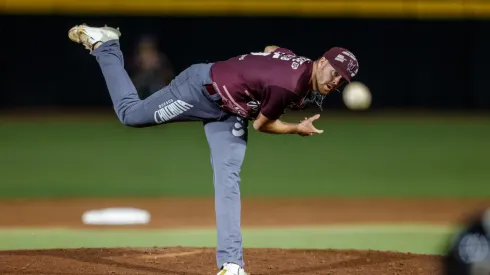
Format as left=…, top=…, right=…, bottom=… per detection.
left=342, top=81, right=372, bottom=110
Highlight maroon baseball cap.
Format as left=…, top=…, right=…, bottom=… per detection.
left=323, top=47, right=359, bottom=82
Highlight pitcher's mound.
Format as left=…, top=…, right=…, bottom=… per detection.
left=0, top=247, right=444, bottom=275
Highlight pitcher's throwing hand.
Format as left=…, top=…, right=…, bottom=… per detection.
left=298, top=114, right=324, bottom=136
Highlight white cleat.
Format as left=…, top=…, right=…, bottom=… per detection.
left=68, top=24, right=121, bottom=53
left=217, top=263, right=248, bottom=275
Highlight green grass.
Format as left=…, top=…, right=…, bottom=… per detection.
left=0, top=225, right=457, bottom=255
left=1, top=112, right=489, bottom=198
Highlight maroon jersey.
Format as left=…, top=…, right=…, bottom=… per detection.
left=209, top=48, right=313, bottom=120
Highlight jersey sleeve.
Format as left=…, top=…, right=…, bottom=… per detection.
left=260, top=85, right=300, bottom=120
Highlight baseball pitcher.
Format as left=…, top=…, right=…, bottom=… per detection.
left=68, top=24, right=359, bottom=275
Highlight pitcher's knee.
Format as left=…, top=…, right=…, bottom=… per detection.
left=212, top=158, right=243, bottom=185
left=115, top=103, right=150, bottom=128
left=120, top=115, right=145, bottom=128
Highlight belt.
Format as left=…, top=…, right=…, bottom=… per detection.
left=204, top=84, right=218, bottom=96
left=204, top=84, right=223, bottom=106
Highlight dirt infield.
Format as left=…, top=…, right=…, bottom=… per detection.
left=1, top=197, right=489, bottom=274
left=0, top=247, right=444, bottom=275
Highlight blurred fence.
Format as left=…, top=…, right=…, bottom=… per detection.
left=1, top=0, right=490, bottom=110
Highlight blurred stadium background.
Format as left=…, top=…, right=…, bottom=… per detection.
left=1, top=1, right=490, bottom=274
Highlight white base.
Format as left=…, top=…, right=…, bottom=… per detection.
left=82, top=207, right=151, bottom=225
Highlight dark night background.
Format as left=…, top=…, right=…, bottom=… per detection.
left=1, top=15, right=489, bottom=111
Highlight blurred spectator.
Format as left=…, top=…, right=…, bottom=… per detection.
left=129, top=35, right=175, bottom=99
left=444, top=208, right=490, bottom=275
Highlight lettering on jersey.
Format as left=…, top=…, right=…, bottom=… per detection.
left=244, top=89, right=261, bottom=113
left=250, top=52, right=271, bottom=56
left=291, top=57, right=309, bottom=69
left=293, top=56, right=310, bottom=64
left=246, top=100, right=261, bottom=112
left=280, top=54, right=295, bottom=61
left=244, top=51, right=310, bottom=70
left=154, top=99, right=194, bottom=124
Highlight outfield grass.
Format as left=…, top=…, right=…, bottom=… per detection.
left=1, top=112, right=489, bottom=198
left=0, top=225, right=456, bottom=254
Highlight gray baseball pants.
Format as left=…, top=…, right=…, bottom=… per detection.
left=92, top=40, right=247, bottom=268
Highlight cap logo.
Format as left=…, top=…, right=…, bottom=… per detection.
left=334, top=54, right=346, bottom=63
left=342, top=51, right=357, bottom=61
left=347, top=59, right=358, bottom=77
